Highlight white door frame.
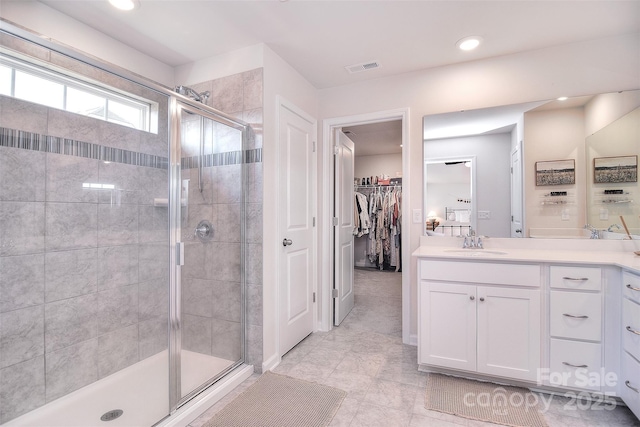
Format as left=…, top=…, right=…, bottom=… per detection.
left=274, top=95, right=318, bottom=362
left=321, top=108, right=410, bottom=344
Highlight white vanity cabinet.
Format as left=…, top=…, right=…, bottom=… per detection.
left=621, top=271, right=640, bottom=419
left=548, top=265, right=603, bottom=392
left=418, top=260, right=541, bottom=382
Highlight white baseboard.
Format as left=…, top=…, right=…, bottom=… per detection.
left=261, top=353, right=281, bottom=372
left=408, top=334, right=418, bottom=346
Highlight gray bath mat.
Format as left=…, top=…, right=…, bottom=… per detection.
left=203, top=371, right=346, bottom=427
left=425, top=374, right=548, bottom=427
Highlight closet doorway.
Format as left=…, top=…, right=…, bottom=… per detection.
left=323, top=109, right=409, bottom=342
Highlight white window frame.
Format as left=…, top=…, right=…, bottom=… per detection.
left=0, top=54, right=152, bottom=132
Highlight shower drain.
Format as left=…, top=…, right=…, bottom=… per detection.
left=100, top=410, right=124, bottom=422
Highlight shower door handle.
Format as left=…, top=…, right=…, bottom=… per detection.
left=176, top=242, right=184, bottom=266
left=282, top=238, right=293, bottom=247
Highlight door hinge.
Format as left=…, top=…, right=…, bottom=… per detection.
left=332, top=217, right=338, bottom=226
left=332, top=289, right=339, bottom=298
left=313, top=217, right=316, bottom=227
left=312, top=141, right=316, bottom=152
left=333, top=146, right=339, bottom=155
left=313, top=292, right=316, bottom=303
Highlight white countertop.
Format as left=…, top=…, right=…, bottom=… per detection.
left=412, top=236, right=640, bottom=274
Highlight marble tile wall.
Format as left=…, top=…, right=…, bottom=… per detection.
left=0, top=38, right=170, bottom=424
left=182, top=69, right=263, bottom=371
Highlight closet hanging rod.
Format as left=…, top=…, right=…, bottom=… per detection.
left=354, top=184, right=402, bottom=188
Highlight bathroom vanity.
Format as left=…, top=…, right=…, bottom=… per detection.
left=414, top=237, right=640, bottom=418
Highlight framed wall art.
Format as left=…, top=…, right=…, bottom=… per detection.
left=594, top=155, right=638, bottom=183
left=535, top=159, right=575, bottom=186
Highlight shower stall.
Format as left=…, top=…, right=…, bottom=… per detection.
left=0, top=25, right=253, bottom=427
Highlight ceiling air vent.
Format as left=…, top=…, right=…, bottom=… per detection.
left=345, top=60, right=380, bottom=74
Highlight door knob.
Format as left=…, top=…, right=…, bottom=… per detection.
left=515, top=229, right=522, bottom=233
left=282, top=238, right=293, bottom=247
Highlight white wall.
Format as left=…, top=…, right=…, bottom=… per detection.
left=524, top=108, right=587, bottom=233
left=585, top=90, right=640, bottom=136
left=317, top=33, right=639, bottom=343
left=0, top=1, right=175, bottom=86
left=355, top=153, right=402, bottom=180
left=175, top=44, right=265, bottom=87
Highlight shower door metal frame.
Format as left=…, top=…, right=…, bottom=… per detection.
left=168, top=98, right=249, bottom=412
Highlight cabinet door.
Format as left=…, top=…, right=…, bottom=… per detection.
left=421, top=282, right=476, bottom=371
left=477, top=286, right=541, bottom=381
left=621, top=351, right=640, bottom=420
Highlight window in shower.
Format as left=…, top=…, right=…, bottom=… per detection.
left=0, top=54, right=153, bottom=131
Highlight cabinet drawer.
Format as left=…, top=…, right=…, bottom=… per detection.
left=550, top=266, right=601, bottom=291
left=549, top=339, right=602, bottom=391
left=550, top=291, right=602, bottom=341
left=420, top=260, right=540, bottom=287
left=621, top=351, right=640, bottom=420
left=623, top=271, right=640, bottom=305
left=623, top=298, right=640, bottom=362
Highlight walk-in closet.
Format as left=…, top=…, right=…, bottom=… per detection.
left=343, top=120, right=403, bottom=273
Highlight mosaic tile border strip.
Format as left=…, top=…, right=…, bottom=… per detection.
left=0, top=127, right=262, bottom=170
left=0, top=127, right=169, bottom=169
left=181, top=148, right=262, bottom=169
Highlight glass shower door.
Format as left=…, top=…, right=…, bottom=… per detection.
left=170, top=101, right=245, bottom=408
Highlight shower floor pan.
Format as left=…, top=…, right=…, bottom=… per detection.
left=4, top=350, right=234, bottom=427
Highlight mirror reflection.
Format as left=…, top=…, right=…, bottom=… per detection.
left=423, top=90, right=640, bottom=239
left=424, top=158, right=475, bottom=236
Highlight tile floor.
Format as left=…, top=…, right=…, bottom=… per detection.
left=190, top=267, right=640, bottom=427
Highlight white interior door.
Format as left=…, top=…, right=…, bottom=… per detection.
left=510, top=143, right=523, bottom=237
left=333, top=130, right=355, bottom=325
left=278, top=103, right=315, bottom=355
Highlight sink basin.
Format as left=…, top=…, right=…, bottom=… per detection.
left=443, top=249, right=507, bottom=256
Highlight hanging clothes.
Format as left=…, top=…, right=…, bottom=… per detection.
left=353, top=191, right=371, bottom=237
left=353, top=185, right=402, bottom=271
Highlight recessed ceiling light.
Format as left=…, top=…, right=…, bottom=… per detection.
left=456, top=36, right=482, bottom=51
left=557, top=96, right=568, bottom=101
left=108, top=0, right=139, bottom=11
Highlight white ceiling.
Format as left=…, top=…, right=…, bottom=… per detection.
left=36, top=0, right=640, bottom=90
left=343, top=120, right=402, bottom=157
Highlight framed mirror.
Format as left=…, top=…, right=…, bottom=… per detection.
left=424, top=157, right=476, bottom=236
left=423, top=89, right=640, bottom=239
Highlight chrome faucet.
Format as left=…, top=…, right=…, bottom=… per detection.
left=584, top=224, right=600, bottom=239
left=463, top=227, right=482, bottom=248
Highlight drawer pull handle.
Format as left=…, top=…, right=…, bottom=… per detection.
left=562, top=277, right=589, bottom=281
left=626, top=326, right=640, bottom=336
left=562, top=362, right=588, bottom=368
left=626, top=284, right=640, bottom=292
left=563, top=313, right=589, bottom=319
left=626, top=381, right=640, bottom=393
